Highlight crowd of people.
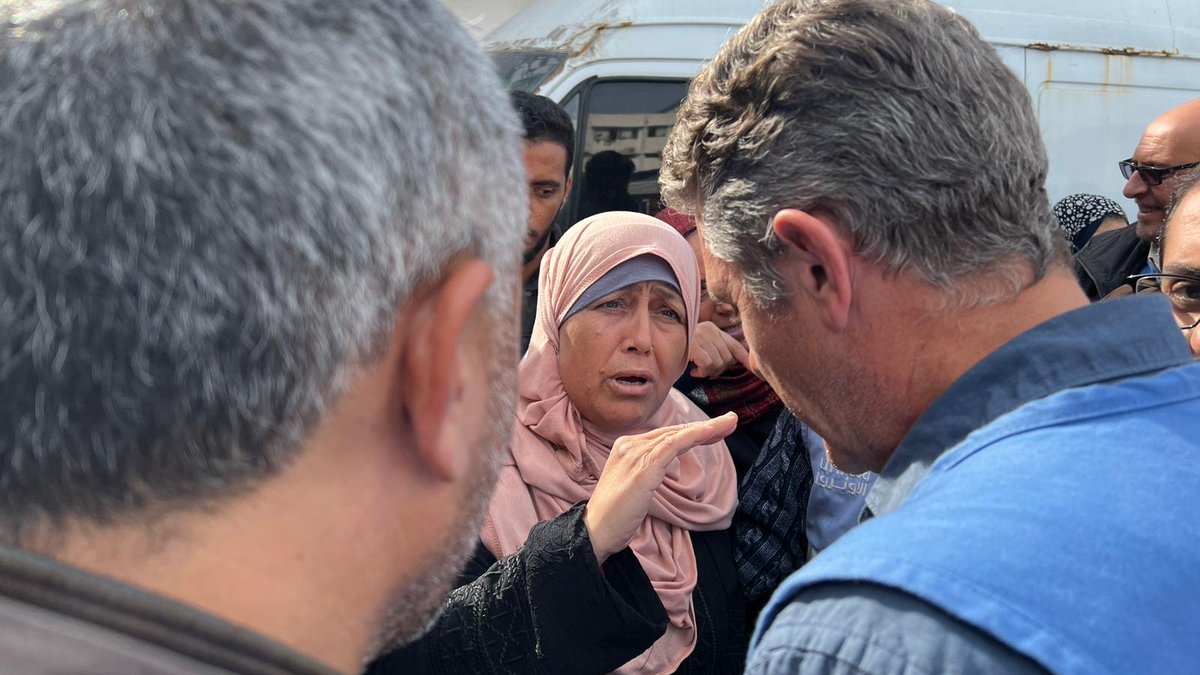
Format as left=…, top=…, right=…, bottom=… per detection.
left=0, top=0, right=1197, bottom=674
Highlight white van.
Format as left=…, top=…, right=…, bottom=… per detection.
left=483, top=0, right=1200, bottom=225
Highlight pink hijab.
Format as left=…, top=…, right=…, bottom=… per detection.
left=482, top=211, right=738, bottom=674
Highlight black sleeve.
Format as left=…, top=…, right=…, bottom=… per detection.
left=679, top=527, right=747, bottom=675
left=1073, top=256, right=1101, bottom=301
left=366, top=503, right=668, bottom=675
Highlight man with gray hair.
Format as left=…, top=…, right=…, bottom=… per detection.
left=0, top=1, right=525, bottom=673
left=661, top=0, right=1200, bottom=672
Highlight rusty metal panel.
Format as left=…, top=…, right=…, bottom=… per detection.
left=1026, top=48, right=1200, bottom=216
left=945, top=0, right=1180, bottom=54
left=484, top=0, right=1200, bottom=220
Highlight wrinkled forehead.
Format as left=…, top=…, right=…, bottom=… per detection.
left=1164, top=188, right=1200, bottom=266
left=561, top=254, right=683, bottom=322
left=586, top=279, right=686, bottom=305
left=646, top=279, right=685, bottom=304
left=540, top=214, right=701, bottom=334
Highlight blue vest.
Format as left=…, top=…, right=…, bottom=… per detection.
left=753, top=362, right=1200, bottom=674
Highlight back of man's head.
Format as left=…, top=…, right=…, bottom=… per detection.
left=662, top=0, right=1063, bottom=308
left=510, top=90, right=575, bottom=176
left=0, top=0, right=524, bottom=542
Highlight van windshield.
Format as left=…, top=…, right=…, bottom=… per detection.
left=489, top=50, right=568, bottom=92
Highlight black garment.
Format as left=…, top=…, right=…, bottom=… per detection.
left=0, top=545, right=333, bottom=674
left=720, top=412, right=780, bottom=482
left=732, top=410, right=813, bottom=631
left=672, top=371, right=783, bottom=481
left=369, top=504, right=745, bottom=675
left=680, top=525, right=746, bottom=675
left=520, top=270, right=539, bottom=355
left=1074, top=225, right=1150, bottom=300
left=520, top=227, right=560, bottom=355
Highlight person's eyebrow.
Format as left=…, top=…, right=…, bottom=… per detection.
left=651, top=282, right=684, bottom=303
left=1162, top=264, right=1200, bottom=279
left=531, top=179, right=562, bottom=188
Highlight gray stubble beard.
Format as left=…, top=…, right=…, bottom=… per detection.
left=361, top=316, right=517, bottom=663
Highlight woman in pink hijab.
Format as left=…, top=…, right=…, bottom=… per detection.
left=370, top=212, right=741, bottom=675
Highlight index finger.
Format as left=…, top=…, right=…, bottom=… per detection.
left=653, top=411, right=738, bottom=463
left=721, top=331, right=752, bottom=370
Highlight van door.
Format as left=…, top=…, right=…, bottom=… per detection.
left=560, top=78, right=690, bottom=225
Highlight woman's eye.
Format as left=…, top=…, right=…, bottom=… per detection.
left=660, top=307, right=683, bottom=322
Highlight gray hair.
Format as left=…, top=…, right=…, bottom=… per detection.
left=0, top=0, right=525, bottom=540
left=661, top=0, right=1064, bottom=307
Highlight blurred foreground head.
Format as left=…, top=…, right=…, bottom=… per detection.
left=0, top=0, right=524, bottom=667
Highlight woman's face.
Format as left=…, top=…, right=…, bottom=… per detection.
left=686, top=232, right=741, bottom=333
left=558, top=280, right=689, bottom=434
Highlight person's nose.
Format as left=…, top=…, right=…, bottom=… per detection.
left=527, top=200, right=538, bottom=230
left=1123, top=171, right=1148, bottom=200
left=623, top=306, right=654, bottom=354
left=714, top=300, right=737, bottom=318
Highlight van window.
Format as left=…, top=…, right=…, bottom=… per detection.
left=572, top=79, right=689, bottom=223
left=490, top=50, right=568, bottom=92
left=560, top=92, right=581, bottom=134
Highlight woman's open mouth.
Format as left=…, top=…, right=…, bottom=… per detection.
left=610, top=372, right=654, bottom=395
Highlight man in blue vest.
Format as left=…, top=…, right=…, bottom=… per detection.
left=660, top=0, right=1200, bottom=672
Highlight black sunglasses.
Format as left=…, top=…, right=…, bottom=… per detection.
left=1119, top=159, right=1200, bottom=187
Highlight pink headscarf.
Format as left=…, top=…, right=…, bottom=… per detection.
left=482, top=211, right=738, bottom=674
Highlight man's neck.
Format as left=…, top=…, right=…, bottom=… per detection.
left=522, top=243, right=547, bottom=283
left=29, top=449, right=410, bottom=674
left=868, top=266, right=1090, bottom=468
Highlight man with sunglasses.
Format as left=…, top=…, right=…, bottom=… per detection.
left=1135, top=169, right=1200, bottom=357
left=1077, top=98, right=1200, bottom=299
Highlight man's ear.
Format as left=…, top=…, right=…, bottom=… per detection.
left=771, top=208, right=854, bottom=332
left=400, top=257, right=495, bottom=482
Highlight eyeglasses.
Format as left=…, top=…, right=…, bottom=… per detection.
left=1119, top=159, right=1200, bottom=187
left=1130, top=273, right=1200, bottom=331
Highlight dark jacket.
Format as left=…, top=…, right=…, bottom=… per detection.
left=521, top=225, right=561, bottom=355
left=0, top=545, right=333, bottom=674
left=1074, top=226, right=1150, bottom=300
left=369, top=504, right=745, bottom=675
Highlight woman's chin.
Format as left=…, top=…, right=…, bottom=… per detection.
left=584, top=404, right=660, bottom=437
